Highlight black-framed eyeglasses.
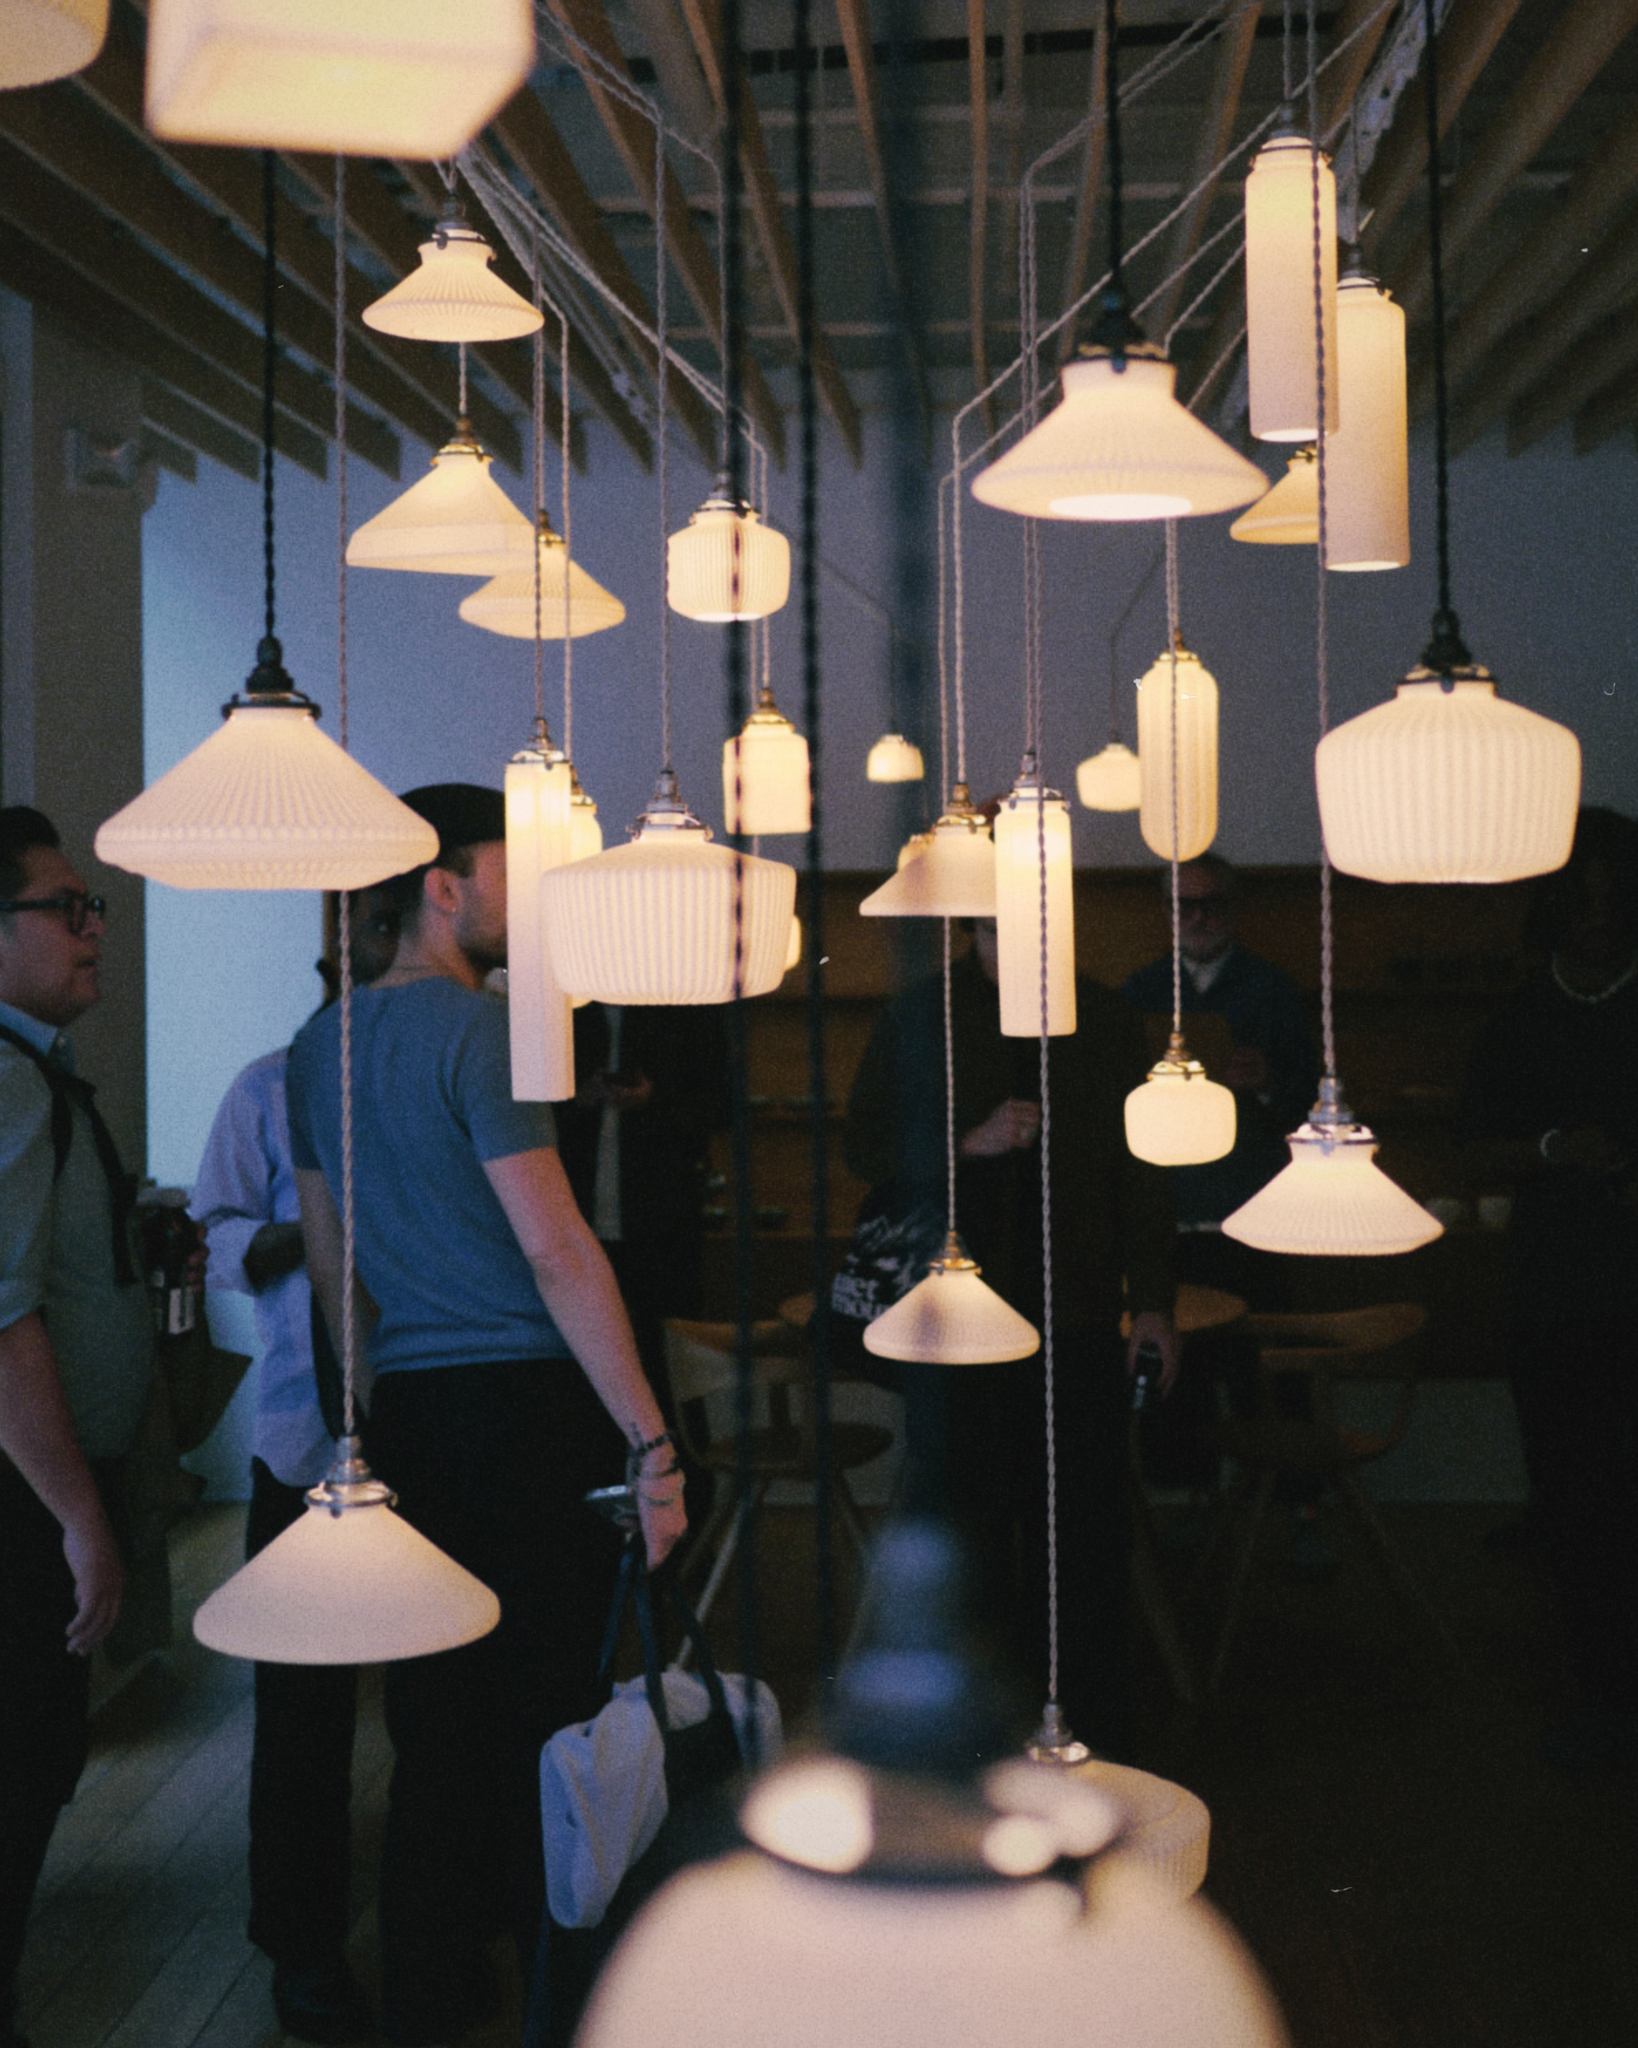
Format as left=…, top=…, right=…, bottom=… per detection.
left=0, top=893, right=107, bottom=936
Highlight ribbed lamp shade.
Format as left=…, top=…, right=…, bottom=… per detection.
left=0, top=0, right=106, bottom=86
left=724, top=695, right=812, bottom=836
left=1327, top=272, right=1410, bottom=572
left=95, top=703, right=437, bottom=890
left=1124, top=1047, right=1237, bottom=1166
left=459, top=527, right=626, bottom=638
left=363, top=224, right=543, bottom=343
left=346, top=424, right=533, bottom=576
left=1245, top=134, right=1338, bottom=442
left=505, top=748, right=574, bottom=1102
left=860, top=808, right=996, bottom=918
left=994, top=781, right=1076, bottom=1038
left=864, top=1239, right=1038, bottom=1365
left=570, top=785, right=604, bottom=863
left=144, top=0, right=533, bottom=156
left=668, top=498, right=791, bottom=621
left=971, top=353, right=1266, bottom=522
left=1315, top=674, right=1581, bottom=884
left=1076, top=742, right=1141, bottom=811
left=1136, top=645, right=1218, bottom=863
left=1222, top=1126, right=1442, bottom=1257
left=1230, top=449, right=1316, bottom=545
left=867, top=733, right=925, bottom=782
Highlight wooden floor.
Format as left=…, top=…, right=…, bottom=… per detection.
left=18, top=1495, right=1638, bottom=2048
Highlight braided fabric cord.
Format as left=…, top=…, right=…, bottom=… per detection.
left=332, top=154, right=358, bottom=1438
left=1166, top=521, right=1182, bottom=1035
left=1309, top=0, right=1337, bottom=1084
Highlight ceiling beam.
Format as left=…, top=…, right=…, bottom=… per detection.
left=1147, top=0, right=1260, bottom=342
left=1507, top=310, right=1638, bottom=454
left=1056, top=9, right=1109, bottom=370
left=967, top=0, right=992, bottom=419
left=141, top=422, right=197, bottom=484
left=141, top=380, right=260, bottom=480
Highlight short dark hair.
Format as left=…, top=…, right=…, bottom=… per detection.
left=379, top=783, right=504, bottom=924
left=1166, top=851, right=1237, bottom=897
left=377, top=840, right=478, bottom=923
left=0, top=807, right=60, bottom=903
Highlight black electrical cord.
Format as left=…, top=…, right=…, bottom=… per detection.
left=246, top=150, right=293, bottom=699
left=1420, top=0, right=1470, bottom=673
left=1105, top=0, right=1123, bottom=298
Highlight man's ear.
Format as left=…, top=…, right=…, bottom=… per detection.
left=422, top=863, right=463, bottom=917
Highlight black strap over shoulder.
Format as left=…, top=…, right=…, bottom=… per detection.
left=0, top=1022, right=139, bottom=1286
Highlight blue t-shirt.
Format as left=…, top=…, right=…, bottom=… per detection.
left=286, top=979, right=572, bottom=1374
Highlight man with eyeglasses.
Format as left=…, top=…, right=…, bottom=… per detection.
left=0, top=806, right=153, bottom=2048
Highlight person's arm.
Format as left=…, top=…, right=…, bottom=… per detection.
left=192, top=1066, right=303, bottom=1295
left=293, top=1169, right=377, bottom=1410
left=483, top=1147, right=687, bottom=1569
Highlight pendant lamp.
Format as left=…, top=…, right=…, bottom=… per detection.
left=459, top=513, right=626, bottom=638
left=897, top=831, right=932, bottom=869
left=1327, top=262, right=1410, bottom=572
left=867, top=732, right=926, bottom=782
left=994, top=765, right=1076, bottom=1039
left=1136, top=639, right=1217, bottom=863
left=1075, top=741, right=1141, bottom=812
left=1245, top=125, right=1338, bottom=442
left=0, top=0, right=106, bottom=87
left=723, top=685, right=812, bottom=836
left=1223, top=1081, right=1440, bottom=1255
left=1230, top=448, right=1316, bottom=545
left=570, top=771, right=604, bottom=862
left=1126, top=1032, right=1236, bottom=1166
left=363, top=211, right=543, bottom=344
left=347, top=417, right=534, bottom=576
left=860, top=787, right=996, bottom=918
left=865, top=1234, right=1037, bottom=1366
left=785, top=915, right=803, bottom=971
left=505, top=729, right=574, bottom=1102
left=668, top=487, right=791, bottom=621
left=144, top=0, right=533, bottom=157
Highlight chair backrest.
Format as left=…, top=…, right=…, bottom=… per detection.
left=662, top=1318, right=810, bottom=1466
left=1242, top=1302, right=1427, bottom=1443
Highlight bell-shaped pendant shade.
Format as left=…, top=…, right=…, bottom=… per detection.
left=668, top=493, right=791, bottom=621
left=1223, top=1121, right=1442, bottom=1257
left=1230, top=448, right=1316, bottom=545
left=1076, top=741, right=1141, bottom=812
left=539, top=778, right=797, bottom=1004
left=363, top=219, right=543, bottom=343
left=1245, top=132, right=1338, bottom=442
left=723, top=689, right=812, bottom=836
left=1327, top=269, right=1410, bottom=572
left=1124, top=1037, right=1236, bottom=1165
left=459, top=517, right=626, bottom=638
left=96, top=696, right=437, bottom=890
left=570, top=779, right=604, bottom=863
left=0, top=0, right=106, bottom=86
left=144, top=0, right=533, bottom=156
left=505, top=743, right=574, bottom=1102
left=1316, top=670, right=1581, bottom=884
left=347, top=420, right=533, bottom=576
left=971, top=350, right=1266, bottom=522
left=867, top=732, right=925, bottom=782
left=994, top=774, right=1076, bottom=1038
left=1136, top=643, right=1218, bottom=863
left=864, top=1235, right=1039, bottom=1365
left=860, top=793, right=996, bottom=918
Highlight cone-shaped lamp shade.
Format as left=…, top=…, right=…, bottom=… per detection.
left=1137, top=645, right=1218, bottom=863
left=867, top=732, right=925, bottom=782
left=860, top=801, right=995, bottom=917
left=459, top=524, right=625, bottom=638
left=1230, top=448, right=1316, bottom=545
left=971, top=353, right=1266, bottom=522
left=994, top=778, right=1076, bottom=1038
left=0, top=0, right=106, bottom=86
left=724, top=694, right=812, bottom=835
left=1222, top=1125, right=1442, bottom=1256
left=1246, top=133, right=1338, bottom=442
left=347, top=423, right=533, bottom=576
left=1124, top=1041, right=1236, bottom=1165
left=864, top=1237, right=1038, bottom=1365
left=1327, top=271, right=1410, bottom=572
left=96, top=702, right=438, bottom=890
left=1316, top=673, right=1581, bottom=884
left=570, top=783, right=604, bottom=863
left=505, top=747, right=574, bottom=1102
left=668, top=497, right=791, bottom=620
left=144, top=0, right=533, bottom=156
left=363, top=222, right=543, bottom=343
left=1076, top=741, right=1141, bottom=811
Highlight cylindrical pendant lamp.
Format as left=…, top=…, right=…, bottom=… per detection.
left=459, top=516, right=626, bottom=638
left=1230, top=448, right=1316, bottom=545
left=0, top=0, right=107, bottom=86
left=346, top=420, right=534, bottom=576
left=723, top=687, right=812, bottom=836
left=569, top=774, right=604, bottom=863
left=867, top=733, right=925, bottom=783
left=864, top=1235, right=1039, bottom=1366
left=504, top=740, right=574, bottom=1102
left=1223, top=1123, right=1442, bottom=1256
left=1326, top=268, right=1410, bottom=572
left=785, top=915, right=803, bottom=971
left=1124, top=1035, right=1236, bottom=1166
left=667, top=491, right=791, bottom=621
left=860, top=790, right=995, bottom=918
left=1136, top=643, right=1217, bottom=862
left=1075, top=741, right=1141, bottom=812
left=994, top=773, right=1076, bottom=1038
left=363, top=217, right=543, bottom=343
left=1245, top=131, right=1338, bottom=443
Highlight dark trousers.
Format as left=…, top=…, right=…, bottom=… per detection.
left=362, top=1360, right=626, bottom=2048
left=245, top=1457, right=358, bottom=1971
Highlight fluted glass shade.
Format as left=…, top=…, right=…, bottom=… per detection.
left=145, top=0, right=533, bottom=156
left=363, top=222, right=542, bottom=343
left=860, top=803, right=995, bottom=918
left=668, top=496, right=791, bottom=620
left=1327, top=271, right=1410, bottom=572
left=994, top=779, right=1076, bottom=1038
left=1245, top=133, right=1338, bottom=442
left=724, top=693, right=812, bottom=836
left=971, top=352, right=1266, bottom=522
left=0, top=0, right=106, bottom=86
left=1076, top=741, right=1141, bottom=812
left=95, top=701, right=437, bottom=890
left=1230, top=448, right=1316, bottom=545
left=570, top=784, right=603, bottom=863
left=459, top=523, right=626, bottom=638
left=1222, top=1125, right=1442, bottom=1256
left=1124, top=1041, right=1236, bottom=1166
left=346, top=422, right=533, bottom=576
left=867, top=732, right=925, bottom=782
left=1316, top=673, right=1581, bottom=884
left=505, top=747, right=574, bottom=1102
left=864, top=1238, right=1038, bottom=1365
left=1136, top=644, right=1218, bottom=862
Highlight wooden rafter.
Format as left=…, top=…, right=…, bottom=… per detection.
left=1147, top=0, right=1260, bottom=342
left=141, top=380, right=259, bottom=480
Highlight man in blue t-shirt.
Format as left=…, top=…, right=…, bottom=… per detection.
left=286, top=785, right=685, bottom=2048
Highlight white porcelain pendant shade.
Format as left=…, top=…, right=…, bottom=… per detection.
left=897, top=831, right=933, bottom=869
left=723, top=694, right=812, bottom=836
left=570, top=783, right=604, bottom=863
left=1230, top=448, right=1316, bottom=545
left=971, top=352, right=1266, bottom=522
left=1245, top=133, right=1338, bottom=442
left=1076, top=742, right=1141, bottom=812
left=0, top=0, right=106, bottom=87
left=867, top=732, right=925, bottom=782
left=1326, top=270, right=1410, bottom=572
left=668, top=497, right=791, bottom=621
left=1315, top=671, right=1581, bottom=884
left=860, top=799, right=996, bottom=917
left=459, top=522, right=626, bottom=638
left=95, top=700, right=438, bottom=890
left=346, top=423, right=534, bottom=576
left=144, top=0, right=534, bottom=156
left=363, top=222, right=543, bottom=343
left=1222, top=1123, right=1442, bottom=1256
left=1136, top=645, right=1218, bottom=863
left=994, top=780, right=1076, bottom=1038
left=505, top=747, right=574, bottom=1103
left=864, top=1238, right=1039, bottom=1365
left=1124, top=1040, right=1237, bottom=1166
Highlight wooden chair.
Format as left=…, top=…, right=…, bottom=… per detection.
left=1198, top=1302, right=1457, bottom=1695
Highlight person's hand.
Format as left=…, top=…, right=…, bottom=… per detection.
left=62, top=1510, right=124, bottom=1655
left=1126, top=1310, right=1181, bottom=1392
left=960, top=1098, right=1041, bottom=1158
left=1542, top=1125, right=1630, bottom=1174
left=636, top=1463, right=687, bottom=1570
left=1223, top=1046, right=1269, bottom=1092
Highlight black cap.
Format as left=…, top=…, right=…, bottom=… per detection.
left=399, top=783, right=506, bottom=865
